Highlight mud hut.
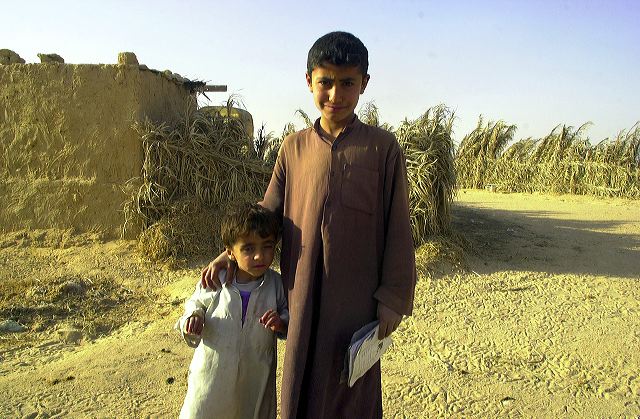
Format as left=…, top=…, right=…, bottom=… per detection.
left=0, top=52, right=203, bottom=238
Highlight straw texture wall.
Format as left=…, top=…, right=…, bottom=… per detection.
left=0, top=63, right=193, bottom=237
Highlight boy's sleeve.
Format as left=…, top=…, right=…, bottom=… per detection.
left=373, top=144, right=417, bottom=316
left=260, top=138, right=287, bottom=215
left=274, top=272, right=289, bottom=339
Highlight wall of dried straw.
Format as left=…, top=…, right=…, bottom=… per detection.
left=0, top=63, right=193, bottom=238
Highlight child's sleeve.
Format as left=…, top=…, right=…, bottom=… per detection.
left=174, top=275, right=223, bottom=347
left=274, top=272, right=289, bottom=340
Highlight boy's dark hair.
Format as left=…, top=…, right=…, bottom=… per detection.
left=307, top=31, right=369, bottom=76
left=221, top=203, right=280, bottom=248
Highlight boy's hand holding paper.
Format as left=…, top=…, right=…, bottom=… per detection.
left=377, top=302, right=402, bottom=339
left=342, top=321, right=393, bottom=388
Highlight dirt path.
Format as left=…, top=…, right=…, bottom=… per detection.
left=382, top=190, right=640, bottom=417
left=1, top=190, right=639, bottom=418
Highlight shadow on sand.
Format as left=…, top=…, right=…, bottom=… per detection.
left=452, top=204, right=640, bottom=279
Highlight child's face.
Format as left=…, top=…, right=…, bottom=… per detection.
left=306, top=62, right=369, bottom=129
left=226, top=232, right=276, bottom=283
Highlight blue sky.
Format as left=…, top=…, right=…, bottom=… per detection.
left=3, top=0, right=639, bottom=143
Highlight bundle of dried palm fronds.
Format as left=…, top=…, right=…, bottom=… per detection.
left=455, top=117, right=517, bottom=189
left=125, top=101, right=272, bottom=264
left=396, top=104, right=457, bottom=244
left=456, top=120, right=640, bottom=198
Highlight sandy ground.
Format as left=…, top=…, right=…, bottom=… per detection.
left=1, top=190, right=639, bottom=418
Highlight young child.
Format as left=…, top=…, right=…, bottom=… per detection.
left=202, top=31, right=416, bottom=418
left=176, top=203, right=288, bottom=419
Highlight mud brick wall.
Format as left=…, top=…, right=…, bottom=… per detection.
left=0, top=63, right=193, bottom=237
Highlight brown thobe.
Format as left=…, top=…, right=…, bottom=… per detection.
left=262, top=116, right=416, bottom=419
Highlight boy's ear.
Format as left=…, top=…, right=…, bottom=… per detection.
left=305, top=72, right=313, bottom=92
left=360, top=74, right=370, bottom=94
left=226, top=248, right=235, bottom=261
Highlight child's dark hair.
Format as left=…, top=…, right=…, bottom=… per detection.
left=307, top=31, right=369, bottom=76
left=221, top=203, right=280, bottom=248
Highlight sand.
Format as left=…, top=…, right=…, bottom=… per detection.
left=1, top=190, right=639, bottom=418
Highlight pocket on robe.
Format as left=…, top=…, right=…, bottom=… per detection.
left=341, top=163, right=378, bottom=214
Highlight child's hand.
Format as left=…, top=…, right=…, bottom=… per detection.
left=259, top=309, right=286, bottom=334
left=184, top=314, right=204, bottom=335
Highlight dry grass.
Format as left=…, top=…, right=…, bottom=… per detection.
left=455, top=117, right=517, bottom=189
left=396, top=105, right=457, bottom=244
left=456, top=119, right=640, bottom=198
left=128, top=100, right=460, bottom=266
left=414, top=233, right=468, bottom=277
left=125, top=99, right=272, bottom=264
left=136, top=198, right=221, bottom=268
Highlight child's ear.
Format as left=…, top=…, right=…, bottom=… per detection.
left=360, top=74, right=370, bottom=94
left=226, top=248, right=235, bottom=261
left=306, top=72, right=313, bottom=92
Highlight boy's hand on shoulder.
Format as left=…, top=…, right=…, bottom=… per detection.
left=377, top=302, right=402, bottom=339
left=259, top=309, right=286, bottom=334
left=201, top=251, right=235, bottom=289
left=185, top=314, right=204, bottom=335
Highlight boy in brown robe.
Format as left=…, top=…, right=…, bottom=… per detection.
left=202, top=31, right=416, bottom=419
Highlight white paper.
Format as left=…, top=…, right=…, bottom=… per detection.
left=341, top=321, right=393, bottom=387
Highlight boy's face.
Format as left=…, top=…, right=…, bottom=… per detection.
left=226, top=232, right=276, bottom=283
left=306, top=62, right=369, bottom=131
